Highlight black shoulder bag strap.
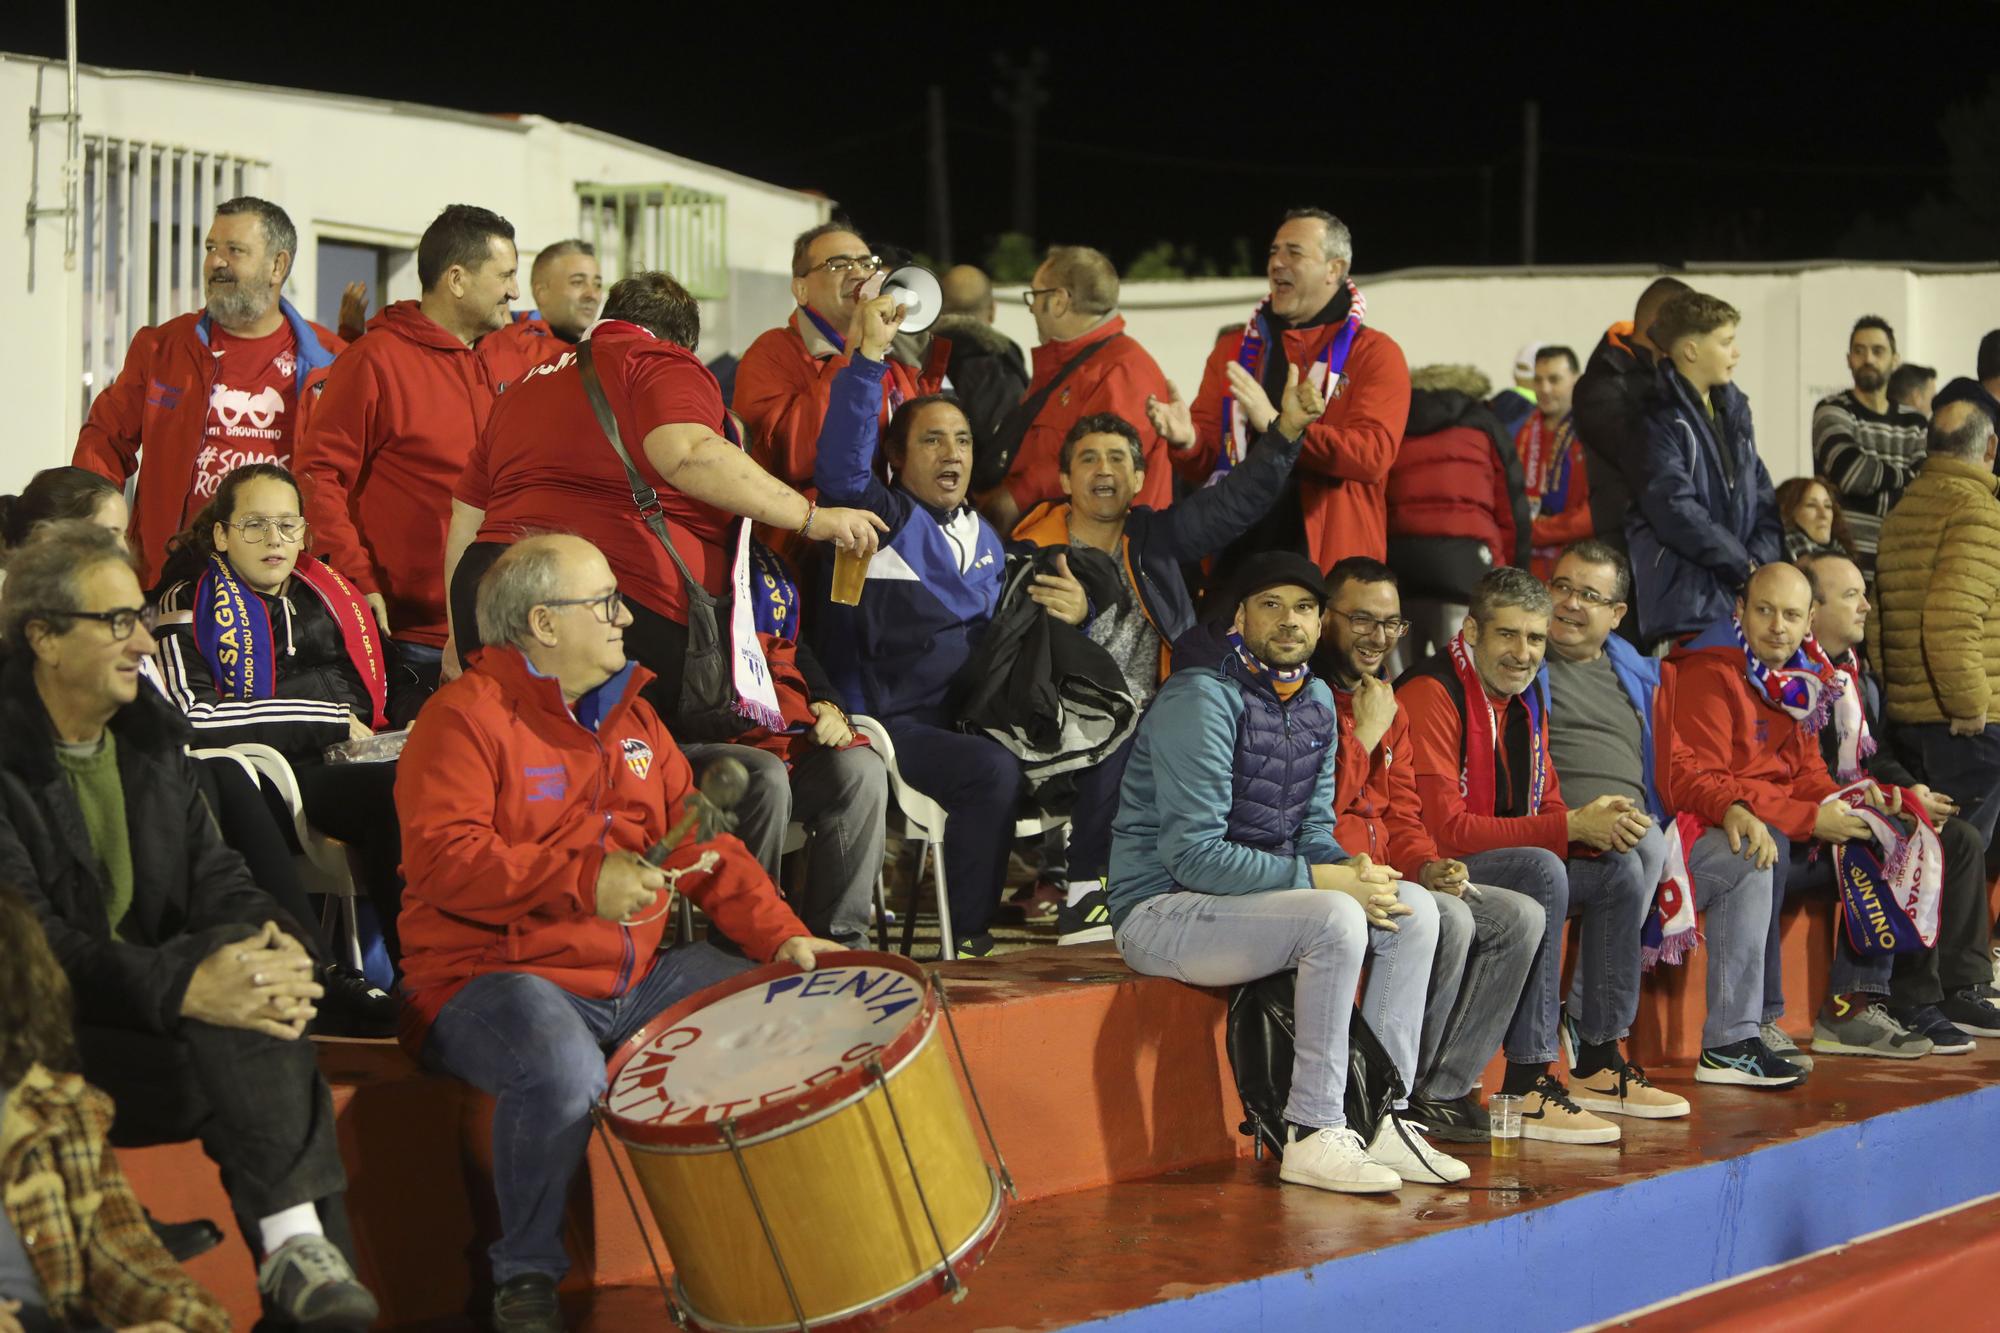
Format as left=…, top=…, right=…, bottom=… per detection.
left=575, top=341, right=741, bottom=740
left=577, top=340, right=703, bottom=594
left=984, top=332, right=1124, bottom=482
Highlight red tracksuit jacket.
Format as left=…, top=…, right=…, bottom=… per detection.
left=395, top=649, right=806, bottom=1048
left=1001, top=316, right=1175, bottom=512
left=1330, top=688, right=1442, bottom=873
left=1670, top=644, right=1840, bottom=840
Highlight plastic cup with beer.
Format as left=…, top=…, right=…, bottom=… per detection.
left=1488, top=1093, right=1523, bottom=1156
left=830, top=543, right=872, bottom=606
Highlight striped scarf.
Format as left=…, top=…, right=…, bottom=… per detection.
left=1220, top=280, right=1366, bottom=470
left=1227, top=630, right=1308, bottom=701
left=1735, top=617, right=1840, bottom=736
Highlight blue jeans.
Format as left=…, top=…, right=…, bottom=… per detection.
left=1765, top=830, right=1892, bottom=1021
left=1419, top=882, right=1546, bottom=1101
left=420, top=943, right=755, bottom=1283
left=1114, top=883, right=1438, bottom=1128
left=1684, top=826, right=1775, bottom=1047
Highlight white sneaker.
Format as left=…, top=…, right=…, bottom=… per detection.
left=1278, top=1125, right=1401, bottom=1194
left=1366, top=1115, right=1471, bottom=1185
left=1990, top=947, right=1999, bottom=989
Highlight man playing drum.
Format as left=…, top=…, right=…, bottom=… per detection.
left=395, top=534, right=841, bottom=1333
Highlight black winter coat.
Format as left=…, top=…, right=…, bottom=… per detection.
left=0, top=654, right=306, bottom=1036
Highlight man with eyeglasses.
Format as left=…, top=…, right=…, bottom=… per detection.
left=74, top=195, right=345, bottom=587
left=1309, top=556, right=1548, bottom=1144
left=734, top=221, right=950, bottom=499
left=1539, top=540, right=1780, bottom=1099
left=0, top=523, right=381, bottom=1328
left=981, top=246, right=1175, bottom=537
left=399, top=533, right=838, bottom=1333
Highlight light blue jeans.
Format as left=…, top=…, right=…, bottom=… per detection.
left=421, top=943, right=756, bottom=1282
left=1114, top=883, right=1439, bottom=1129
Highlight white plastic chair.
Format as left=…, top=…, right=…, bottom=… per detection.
left=851, top=716, right=1067, bottom=961
left=211, top=741, right=368, bottom=972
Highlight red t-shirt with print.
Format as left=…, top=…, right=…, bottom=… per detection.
left=197, top=322, right=301, bottom=502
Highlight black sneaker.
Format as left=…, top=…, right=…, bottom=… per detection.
left=952, top=933, right=998, bottom=959
left=492, top=1272, right=564, bottom=1333
left=1695, top=1037, right=1808, bottom=1088
left=1405, top=1091, right=1489, bottom=1143
left=257, top=1234, right=379, bottom=1330
left=1940, top=987, right=2000, bottom=1038
left=1056, top=888, right=1113, bottom=945
left=312, top=962, right=399, bottom=1038
left=146, top=1211, right=223, bottom=1262
left=1890, top=1003, right=1976, bottom=1054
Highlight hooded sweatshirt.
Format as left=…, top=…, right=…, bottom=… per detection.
left=293, top=301, right=497, bottom=645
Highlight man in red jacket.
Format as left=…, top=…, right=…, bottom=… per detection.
left=73, top=196, right=343, bottom=586
left=398, top=534, right=836, bottom=1333
left=477, top=239, right=603, bottom=389
left=1312, top=556, right=1547, bottom=1143
left=293, top=204, right=518, bottom=723
left=1671, top=562, right=1925, bottom=1067
left=733, top=221, right=949, bottom=497
left=1150, top=208, right=1409, bottom=585
left=1397, top=567, right=1655, bottom=1145
left=983, top=245, right=1174, bottom=533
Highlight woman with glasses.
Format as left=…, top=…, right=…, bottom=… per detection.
left=151, top=463, right=411, bottom=966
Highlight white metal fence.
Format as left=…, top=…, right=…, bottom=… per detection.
left=575, top=181, right=728, bottom=299
left=79, top=135, right=266, bottom=419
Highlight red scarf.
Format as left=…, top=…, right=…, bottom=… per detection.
left=1447, top=632, right=1548, bottom=817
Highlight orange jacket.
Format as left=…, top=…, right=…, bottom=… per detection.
left=72, top=305, right=344, bottom=586
left=477, top=314, right=567, bottom=389
left=1330, top=687, right=1440, bottom=873
left=292, top=301, right=496, bottom=645
left=1177, top=323, right=1409, bottom=569
left=732, top=310, right=949, bottom=494
left=395, top=648, right=806, bottom=1047
left=1002, top=317, right=1174, bottom=511
left=1669, top=644, right=1840, bottom=840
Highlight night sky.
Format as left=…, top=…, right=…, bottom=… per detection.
left=9, top=1, right=1996, bottom=275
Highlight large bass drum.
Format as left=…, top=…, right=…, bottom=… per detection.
left=601, top=950, right=1007, bottom=1331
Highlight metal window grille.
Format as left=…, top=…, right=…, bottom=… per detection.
left=575, top=182, right=728, bottom=299
left=79, top=136, right=266, bottom=417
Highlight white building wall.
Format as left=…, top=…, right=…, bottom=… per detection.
left=1, top=53, right=830, bottom=497
left=993, top=264, right=1999, bottom=491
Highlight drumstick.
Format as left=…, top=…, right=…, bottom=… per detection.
left=626, top=757, right=751, bottom=927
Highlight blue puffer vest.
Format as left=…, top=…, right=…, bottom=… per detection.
left=1219, top=652, right=1336, bottom=857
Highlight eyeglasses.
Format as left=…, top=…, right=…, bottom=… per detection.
left=40, top=606, right=155, bottom=640
left=1549, top=578, right=1620, bottom=610
left=1327, top=608, right=1410, bottom=639
left=227, top=517, right=308, bottom=544
left=805, top=254, right=884, bottom=277
left=1020, top=287, right=1063, bottom=308
left=539, top=591, right=626, bottom=623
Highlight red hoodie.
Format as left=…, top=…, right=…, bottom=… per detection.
left=1177, top=321, right=1409, bottom=568
left=293, top=301, right=495, bottom=645
left=395, top=649, right=806, bottom=1049
left=1001, top=317, right=1175, bottom=512
left=1670, top=644, right=1839, bottom=839
left=477, top=315, right=567, bottom=389
left=1330, top=687, right=1441, bottom=873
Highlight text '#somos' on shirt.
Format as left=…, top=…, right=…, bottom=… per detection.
left=196, top=322, right=300, bottom=502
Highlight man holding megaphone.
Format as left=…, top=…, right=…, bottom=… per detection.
left=735, top=221, right=951, bottom=501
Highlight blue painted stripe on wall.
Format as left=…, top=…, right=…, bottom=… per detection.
left=1076, top=1083, right=2000, bottom=1333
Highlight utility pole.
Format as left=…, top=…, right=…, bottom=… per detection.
left=926, top=85, right=952, bottom=265
left=993, top=50, right=1048, bottom=241
left=1520, top=99, right=1540, bottom=266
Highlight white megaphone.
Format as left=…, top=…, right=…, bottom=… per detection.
left=879, top=265, right=943, bottom=334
